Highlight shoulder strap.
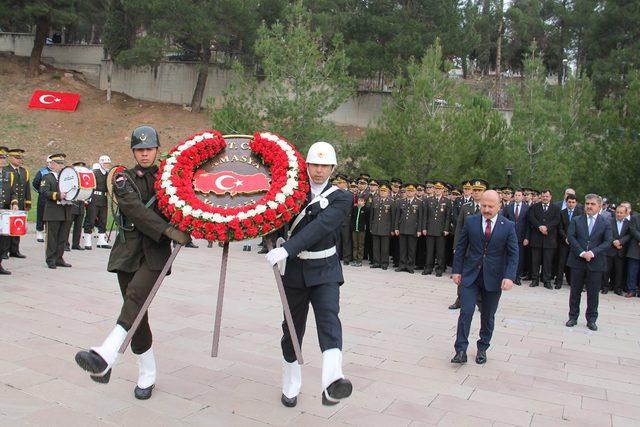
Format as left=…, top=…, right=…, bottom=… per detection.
left=288, top=186, right=340, bottom=237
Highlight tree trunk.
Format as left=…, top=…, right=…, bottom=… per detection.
left=106, top=56, right=113, bottom=103
left=494, top=0, right=504, bottom=107
left=90, top=24, right=96, bottom=44
left=190, top=44, right=211, bottom=113
left=28, top=16, right=50, bottom=77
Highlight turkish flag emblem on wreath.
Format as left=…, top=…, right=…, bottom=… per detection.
left=28, top=90, right=80, bottom=111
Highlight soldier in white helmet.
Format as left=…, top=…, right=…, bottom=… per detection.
left=83, top=155, right=112, bottom=249
left=266, top=141, right=354, bottom=407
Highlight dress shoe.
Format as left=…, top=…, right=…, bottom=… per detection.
left=75, top=350, right=108, bottom=375
left=258, top=247, right=268, bottom=254
left=451, top=351, right=467, bottom=364
left=10, top=252, right=26, bottom=259
left=37, top=239, right=44, bottom=243
left=322, top=378, right=352, bottom=406
left=515, top=279, right=521, bottom=286
left=554, top=282, right=562, bottom=290
left=448, top=301, right=461, bottom=310
left=2, top=253, right=8, bottom=260
left=544, top=282, right=553, bottom=289
left=395, top=267, right=405, bottom=272
left=600, top=288, right=608, bottom=294
left=90, top=368, right=111, bottom=384
left=207, top=241, right=213, bottom=248
left=435, top=271, right=443, bottom=277
left=281, top=393, right=297, bottom=407
left=0, top=265, right=11, bottom=275
left=355, top=262, right=363, bottom=267
left=406, top=269, right=414, bottom=274
left=65, top=245, right=71, bottom=252
left=185, top=241, right=198, bottom=248
left=529, top=280, right=539, bottom=287
left=586, top=322, right=598, bottom=331
left=71, top=245, right=85, bottom=251
left=565, top=319, right=577, bottom=327
left=342, top=260, right=350, bottom=266
left=614, top=289, right=623, bottom=296
left=84, top=246, right=92, bottom=250
left=381, top=266, right=388, bottom=270
left=55, top=260, right=72, bottom=267
left=97, top=244, right=112, bottom=249
left=370, top=263, right=380, bottom=269
left=475, top=350, right=487, bottom=364
left=47, top=263, right=57, bottom=269
left=625, top=292, right=636, bottom=298
left=423, top=269, right=433, bottom=275
left=134, top=384, right=154, bottom=400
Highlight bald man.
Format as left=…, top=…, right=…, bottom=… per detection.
left=451, top=190, right=518, bottom=365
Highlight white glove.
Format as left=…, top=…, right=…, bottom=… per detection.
left=266, top=247, right=288, bottom=266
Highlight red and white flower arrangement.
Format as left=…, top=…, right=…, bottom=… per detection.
left=155, top=130, right=309, bottom=242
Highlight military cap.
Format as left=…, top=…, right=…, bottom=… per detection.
left=349, top=179, right=357, bottom=188
left=0, top=146, right=7, bottom=159
left=333, top=173, right=348, bottom=184
left=358, top=173, right=371, bottom=181
left=357, top=177, right=369, bottom=185
left=49, top=153, right=66, bottom=164
left=416, top=184, right=425, bottom=191
left=461, top=179, right=473, bottom=190
left=8, top=148, right=25, bottom=158
left=72, top=161, right=87, bottom=167
left=433, top=180, right=446, bottom=190
left=501, top=186, right=514, bottom=193
left=378, top=180, right=390, bottom=191
left=390, top=177, right=403, bottom=185
left=471, top=178, right=488, bottom=191
left=369, top=179, right=379, bottom=186
left=451, top=188, right=461, bottom=196
left=403, top=183, right=417, bottom=191
left=424, top=179, right=435, bottom=188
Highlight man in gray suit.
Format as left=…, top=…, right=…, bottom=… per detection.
left=565, top=194, right=612, bottom=331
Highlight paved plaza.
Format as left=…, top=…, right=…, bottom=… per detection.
left=1, top=230, right=640, bottom=426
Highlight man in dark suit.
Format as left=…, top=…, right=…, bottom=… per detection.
left=451, top=190, right=518, bottom=365
left=624, top=211, right=640, bottom=298
left=565, top=194, right=612, bottom=331
left=557, top=194, right=584, bottom=288
left=603, top=205, right=630, bottom=295
left=266, top=141, right=353, bottom=408
left=527, top=189, right=561, bottom=289
left=502, top=188, right=529, bottom=286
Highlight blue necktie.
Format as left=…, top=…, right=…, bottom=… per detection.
left=588, top=216, right=594, bottom=235
left=568, top=210, right=572, bottom=221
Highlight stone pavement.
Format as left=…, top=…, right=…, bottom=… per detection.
left=1, top=230, right=640, bottom=426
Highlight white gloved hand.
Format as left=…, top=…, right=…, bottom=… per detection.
left=266, top=247, right=288, bottom=266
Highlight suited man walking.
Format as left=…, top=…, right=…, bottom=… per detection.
left=502, top=189, right=529, bottom=286
left=603, top=205, right=630, bottom=295
left=451, top=190, right=518, bottom=365
left=565, top=194, right=612, bottom=331
left=527, top=190, right=561, bottom=289
left=557, top=195, right=584, bottom=288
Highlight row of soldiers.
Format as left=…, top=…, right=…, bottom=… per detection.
left=0, top=147, right=30, bottom=275
left=334, top=174, right=638, bottom=306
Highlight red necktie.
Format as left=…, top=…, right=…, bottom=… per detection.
left=515, top=204, right=519, bottom=221
left=485, top=219, right=492, bottom=240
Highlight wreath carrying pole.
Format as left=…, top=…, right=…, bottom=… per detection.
left=211, top=241, right=229, bottom=357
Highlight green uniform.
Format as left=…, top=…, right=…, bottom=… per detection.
left=108, top=164, right=172, bottom=355
left=422, top=196, right=452, bottom=275
left=40, top=173, right=73, bottom=267
left=8, top=165, right=30, bottom=255
left=368, top=195, right=394, bottom=268
left=0, top=168, right=17, bottom=258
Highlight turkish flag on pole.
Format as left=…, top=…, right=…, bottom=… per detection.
left=9, top=216, right=27, bottom=236
left=28, top=90, right=80, bottom=111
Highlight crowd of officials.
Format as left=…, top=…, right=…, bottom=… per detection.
left=330, top=174, right=640, bottom=304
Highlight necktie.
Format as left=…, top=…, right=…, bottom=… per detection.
left=568, top=210, right=573, bottom=221
left=515, top=204, right=520, bottom=221
left=485, top=219, right=492, bottom=240
left=588, top=216, right=594, bottom=235
left=543, top=204, right=548, bottom=212
left=475, top=204, right=480, bottom=214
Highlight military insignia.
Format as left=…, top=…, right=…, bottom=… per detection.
left=139, top=133, right=147, bottom=141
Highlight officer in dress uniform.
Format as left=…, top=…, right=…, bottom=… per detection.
left=394, top=183, right=422, bottom=273
left=68, top=161, right=88, bottom=250
left=6, top=148, right=31, bottom=258
left=0, top=147, right=18, bottom=274
left=364, top=179, right=378, bottom=262
left=389, top=177, right=402, bottom=268
left=332, top=174, right=352, bottom=265
left=368, top=180, right=394, bottom=270
left=83, top=155, right=112, bottom=250
left=449, top=179, right=487, bottom=309
left=415, top=183, right=426, bottom=270
left=265, top=141, right=353, bottom=408
left=32, top=155, right=53, bottom=243
left=422, top=180, right=452, bottom=277
left=75, top=126, right=190, bottom=400
left=40, top=154, right=74, bottom=268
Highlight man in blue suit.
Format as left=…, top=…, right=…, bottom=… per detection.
left=565, top=194, right=612, bottom=331
left=502, top=188, right=529, bottom=285
left=451, top=190, right=519, bottom=364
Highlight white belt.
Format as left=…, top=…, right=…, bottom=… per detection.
left=297, top=246, right=337, bottom=260
left=93, top=191, right=104, bottom=195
